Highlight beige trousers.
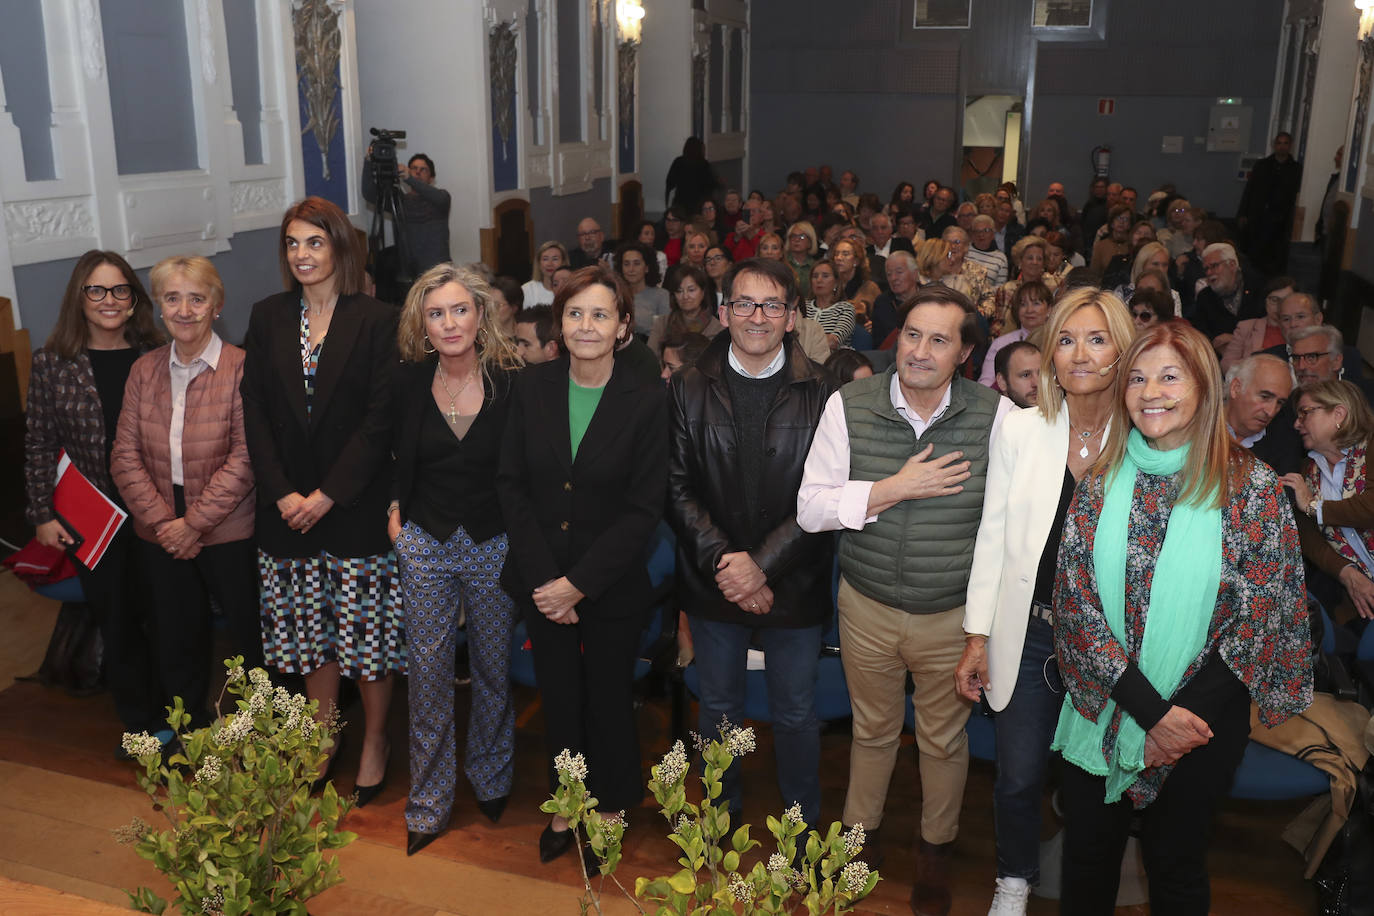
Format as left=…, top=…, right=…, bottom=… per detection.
left=837, top=576, right=973, bottom=844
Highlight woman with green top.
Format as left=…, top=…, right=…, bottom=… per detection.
left=497, top=263, right=668, bottom=865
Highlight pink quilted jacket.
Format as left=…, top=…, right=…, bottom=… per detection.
left=111, top=343, right=255, bottom=545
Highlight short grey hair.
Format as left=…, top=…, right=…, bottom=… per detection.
left=887, top=250, right=917, bottom=270
left=1201, top=242, right=1238, bottom=265
left=956, top=202, right=977, bottom=216
left=942, top=226, right=969, bottom=243
left=972, top=214, right=995, bottom=230
left=1288, top=324, right=1343, bottom=353
left=1224, top=352, right=1296, bottom=392
left=1280, top=291, right=1319, bottom=314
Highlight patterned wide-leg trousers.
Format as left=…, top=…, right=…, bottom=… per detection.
left=395, top=521, right=516, bottom=833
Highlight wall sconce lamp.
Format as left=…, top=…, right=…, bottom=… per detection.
left=617, top=0, right=645, bottom=44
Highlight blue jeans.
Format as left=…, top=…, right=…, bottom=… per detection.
left=991, top=616, right=1062, bottom=883
left=691, top=616, right=823, bottom=826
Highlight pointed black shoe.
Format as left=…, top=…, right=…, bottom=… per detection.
left=353, top=744, right=391, bottom=807
left=406, top=829, right=444, bottom=856
left=476, top=795, right=509, bottom=823
left=539, top=822, right=575, bottom=863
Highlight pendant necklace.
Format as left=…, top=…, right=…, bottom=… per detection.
left=1071, top=420, right=1107, bottom=459
left=436, top=363, right=477, bottom=425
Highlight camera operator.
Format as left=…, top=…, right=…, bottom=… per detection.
left=362, top=145, right=451, bottom=279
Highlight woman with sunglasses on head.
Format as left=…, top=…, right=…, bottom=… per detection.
left=25, top=251, right=167, bottom=752
left=1051, top=321, right=1310, bottom=914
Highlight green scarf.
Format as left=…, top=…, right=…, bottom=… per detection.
left=1052, top=429, right=1223, bottom=802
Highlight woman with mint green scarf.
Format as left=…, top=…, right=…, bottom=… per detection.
left=1051, top=321, right=1312, bottom=915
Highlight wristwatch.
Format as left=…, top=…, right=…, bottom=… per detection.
left=1305, top=496, right=1322, bottom=520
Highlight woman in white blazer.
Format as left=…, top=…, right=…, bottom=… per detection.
left=955, top=287, right=1136, bottom=913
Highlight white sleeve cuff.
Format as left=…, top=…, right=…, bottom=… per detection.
left=836, top=480, right=878, bottom=530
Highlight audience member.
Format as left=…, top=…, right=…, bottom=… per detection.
left=664, top=136, right=719, bottom=224
left=360, top=149, right=451, bottom=281
left=825, top=348, right=875, bottom=385
left=981, top=279, right=1051, bottom=385
left=871, top=250, right=920, bottom=348
left=513, top=305, right=560, bottom=364
left=785, top=221, right=819, bottom=299
left=659, top=331, right=713, bottom=381
left=1192, top=242, right=1264, bottom=354
left=804, top=258, right=856, bottom=351
left=1238, top=132, right=1302, bottom=275
left=993, top=340, right=1041, bottom=408
left=1224, top=353, right=1301, bottom=475
left=1220, top=275, right=1295, bottom=373
left=614, top=241, right=669, bottom=337
left=569, top=218, right=615, bottom=269
left=522, top=241, right=568, bottom=307
left=967, top=216, right=1009, bottom=288
left=647, top=264, right=722, bottom=356
left=1128, top=287, right=1174, bottom=335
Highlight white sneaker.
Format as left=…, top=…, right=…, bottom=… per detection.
left=987, top=876, right=1031, bottom=916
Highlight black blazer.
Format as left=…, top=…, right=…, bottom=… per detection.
left=240, top=291, right=398, bottom=558
left=496, top=355, right=668, bottom=617
left=391, top=360, right=515, bottom=542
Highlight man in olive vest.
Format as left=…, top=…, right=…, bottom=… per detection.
left=798, top=286, right=1011, bottom=916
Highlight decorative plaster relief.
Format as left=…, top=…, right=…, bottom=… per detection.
left=199, top=0, right=217, bottom=83
left=491, top=21, right=518, bottom=158
left=4, top=198, right=96, bottom=245
left=76, top=0, right=105, bottom=80
left=231, top=179, right=287, bottom=214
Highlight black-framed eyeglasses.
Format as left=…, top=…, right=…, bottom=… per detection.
left=1289, top=351, right=1333, bottom=366
left=727, top=299, right=789, bottom=318
left=705, top=254, right=727, bottom=263
left=82, top=284, right=133, bottom=302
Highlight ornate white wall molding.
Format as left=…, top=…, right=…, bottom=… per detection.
left=231, top=178, right=287, bottom=215
left=4, top=198, right=97, bottom=246
left=75, top=0, right=104, bottom=80
left=198, top=0, right=218, bottom=84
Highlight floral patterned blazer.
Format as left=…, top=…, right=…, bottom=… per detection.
left=1054, top=451, right=1313, bottom=806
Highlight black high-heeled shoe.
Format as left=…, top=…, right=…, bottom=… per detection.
left=353, top=743, right=391, bottom=808
left=406, top=828, right=445, bottom=856
left=476, top=795, right=509, bottom=824
left=310, top=733, right=347, bottom=795
left=539, top=822, right=575, bottom=863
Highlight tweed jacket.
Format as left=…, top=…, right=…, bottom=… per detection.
left=24, top=348, right=119, bottom=525
left=111, top=343, right=255, bottom=545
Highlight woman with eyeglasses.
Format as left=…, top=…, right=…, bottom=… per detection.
left=1281, top=380, right=1374, bottom=623
left=24, top=250, right=167, bottom=752
left=646, top=264, right=722, bottom=357
left=1051, top=321, right=1309, bottom=914
left=703, top=245, right=733, bottom=302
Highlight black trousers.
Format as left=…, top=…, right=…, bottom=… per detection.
left=522, top=599, right=647, bottom=812
left=1059, top=690, right=1251, bottom=916
left=76, top=525, right=163, bottom=733
left=137, top=531, right=261, bottom=728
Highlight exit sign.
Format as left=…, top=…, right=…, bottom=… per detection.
left=1098, top=98, right=1116, bottom=115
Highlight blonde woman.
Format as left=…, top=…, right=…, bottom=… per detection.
left=521, top=241, right=569, bottom=307
left=785, top=221, right=819, bottom=299
left=390, top=263, right=524, bottom=854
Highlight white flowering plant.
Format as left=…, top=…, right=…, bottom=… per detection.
left=114, top=657, right=357, bottom=916
left=543, top=719, right=879, bottom=915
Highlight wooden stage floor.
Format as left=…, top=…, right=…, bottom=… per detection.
left=0, top=569, right=1320, bottom=914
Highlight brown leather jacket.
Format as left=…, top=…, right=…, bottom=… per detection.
left=111, top=342, right=255, bottom=545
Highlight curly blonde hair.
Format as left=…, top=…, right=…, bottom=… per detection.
left=398, top=263, right=523, bottom=379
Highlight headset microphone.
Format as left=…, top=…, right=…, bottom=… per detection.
left=1159, top=392, right=1188, bottom=410
left=1097, top=354, right=1123, bottom=377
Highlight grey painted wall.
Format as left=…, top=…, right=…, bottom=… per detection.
left=1027, top=95, right=1271, bottom=216
left=15, top=228, right=284, bottom=352
left=749, top=0, right=1285, bottom=217
left=0, top=0, right=55, bottom=180
left=529, top=178, right=613, bottom=249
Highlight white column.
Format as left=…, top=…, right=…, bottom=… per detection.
left=639, top=1, right=694, bottom=213
left=1296, top=0, right=1360, bottom=241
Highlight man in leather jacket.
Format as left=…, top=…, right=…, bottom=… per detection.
left=667, top=257, right=834, bottom=827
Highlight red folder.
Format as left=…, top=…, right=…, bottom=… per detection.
left=52, top=450, right=127, bottom=570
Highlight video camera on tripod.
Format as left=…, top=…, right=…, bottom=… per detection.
left=366, top=127, right=411, bottom=302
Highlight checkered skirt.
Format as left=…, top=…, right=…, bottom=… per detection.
left=258, top=549, right=407, bottom=679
